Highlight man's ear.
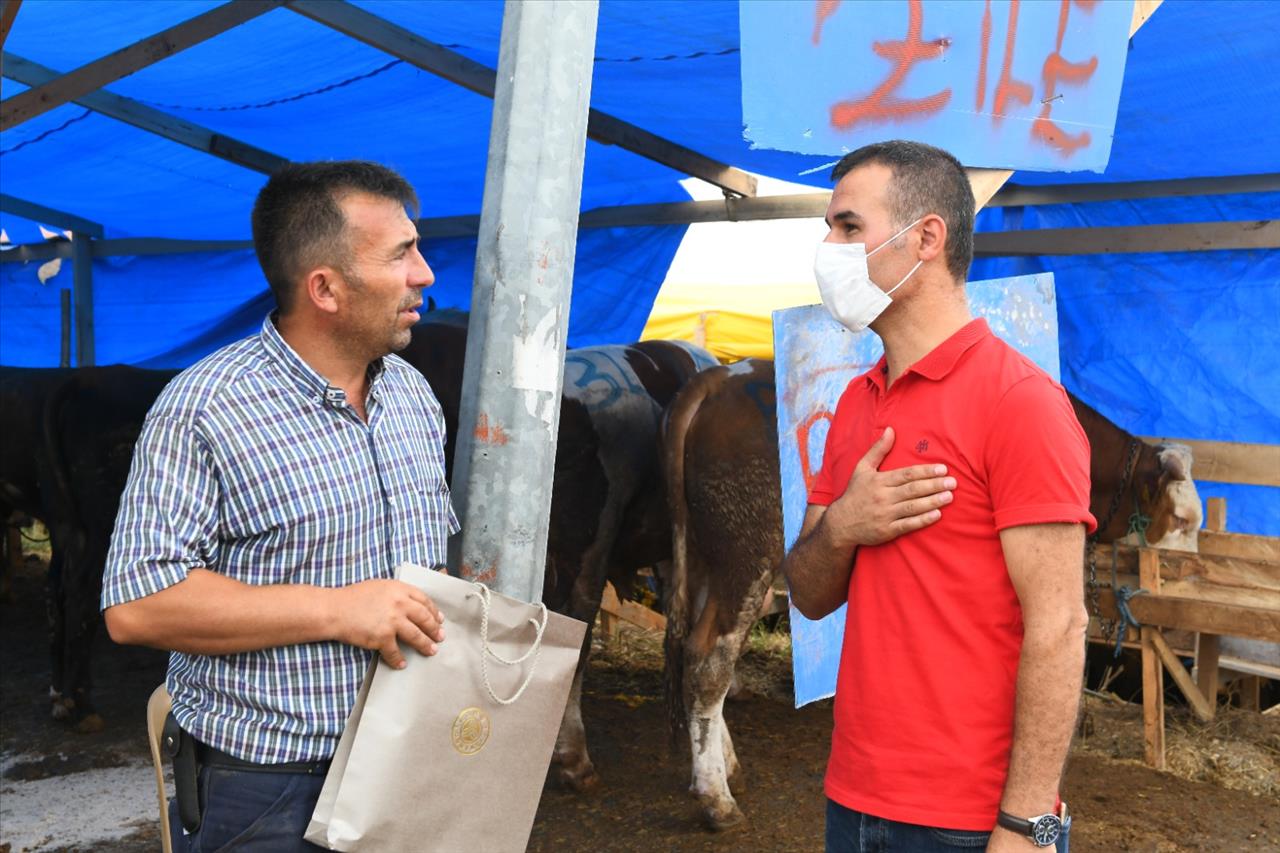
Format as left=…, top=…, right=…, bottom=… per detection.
left=302, top=267, right=342, bottom=315
left=917, top=214, right=947, bottom=263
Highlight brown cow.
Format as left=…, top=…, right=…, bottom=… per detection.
left=662, top=358, right=779, bottom=830
left=1068, top=392, right=1201, bottom=551
left=661, top=363, right=1201, bottom=830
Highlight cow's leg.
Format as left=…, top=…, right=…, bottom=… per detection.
left=45, top=538, right=72, bottom=722
left=721, top=714, right=744, bottom=795
left=549, top=533, right=616, bottom=791
left=551, top=656, right=599, bottom=791
left=62, top=536, right=106, bottom=732
left=685, top=629, right=749, bottom=831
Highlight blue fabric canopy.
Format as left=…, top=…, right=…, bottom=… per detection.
left=1, top=0, right=1276, bottom=533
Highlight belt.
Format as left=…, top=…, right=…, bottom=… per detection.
left=195, top=741, right=331, bottom=776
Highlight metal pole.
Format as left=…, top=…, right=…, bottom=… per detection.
left=449, top=0, right=599, bottom=603
left=59, top=288, right=71, bottom=367
left=71, top=231, right=94, bottom=366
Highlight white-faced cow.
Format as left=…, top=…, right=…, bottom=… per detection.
left=661, top=363, right=1202, bottom=830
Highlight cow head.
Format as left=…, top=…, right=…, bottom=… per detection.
left=1132, top=443, right=1202, bottom=552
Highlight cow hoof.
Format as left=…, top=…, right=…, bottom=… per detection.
left=702, top=801, right=746, bottom=832
left=75, top=713, right=106, bottom=734
left=556, top=763, right=600, bottom=793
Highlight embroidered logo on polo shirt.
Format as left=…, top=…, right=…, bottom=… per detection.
left=915, top=438, right=930, bottom=453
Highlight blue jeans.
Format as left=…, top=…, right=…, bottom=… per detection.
left=170, top=765, right=328, bottom=852
left=826, top=800, right=1071, bottom=853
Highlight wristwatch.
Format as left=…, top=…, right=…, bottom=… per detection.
left=997, top=806, right=1064, bottom=847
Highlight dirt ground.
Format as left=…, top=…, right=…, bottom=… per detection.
left=1, top=555, right=1277, bottom=853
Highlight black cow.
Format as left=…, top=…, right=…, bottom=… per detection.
left=40, top=366, right=177, bottom=729
left=0, top=367, right=73, bottom=598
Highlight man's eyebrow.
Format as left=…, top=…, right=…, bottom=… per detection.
left=824, top=209, right=863, bottom=229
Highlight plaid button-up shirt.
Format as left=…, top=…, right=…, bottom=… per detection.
left=102, top=316, right=459, bottom=763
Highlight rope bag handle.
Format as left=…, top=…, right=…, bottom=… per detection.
left=466, top=582, right=548, bottom=706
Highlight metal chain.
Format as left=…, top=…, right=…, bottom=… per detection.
left=1085, top=438, right=1143, bottom=650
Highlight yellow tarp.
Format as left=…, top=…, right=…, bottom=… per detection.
left=639, top=281, right=821, bottom=362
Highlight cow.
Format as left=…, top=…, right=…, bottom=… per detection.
left=39, top=366, right=178, bottom=730
left=0, top=368, right=72, bottom=572
left=400, top=322, right=720, bottom=790
left=1, top=365, right=178, bottom=729
left=1068, top=392, right=1201, bottom=552
left=661, top=362, right=1203, bottom=830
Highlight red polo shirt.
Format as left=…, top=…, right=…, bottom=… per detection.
left=809, top=318, right=1094, bottom=831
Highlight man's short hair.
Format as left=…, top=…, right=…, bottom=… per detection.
left=251, top=161, right=420, bottom=313
left=830, top=141, right=974, bottom=282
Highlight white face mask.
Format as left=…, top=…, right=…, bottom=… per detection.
left=814, top=218, right=924, bottom=333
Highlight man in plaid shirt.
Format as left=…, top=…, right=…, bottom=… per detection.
left=102, top=161, right=459, bottom=852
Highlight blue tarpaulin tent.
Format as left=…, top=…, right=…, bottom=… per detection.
left=1, top=0, right=1276, bottom=532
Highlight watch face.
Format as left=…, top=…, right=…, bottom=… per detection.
left=1031, top=815, right=1062, bottom=846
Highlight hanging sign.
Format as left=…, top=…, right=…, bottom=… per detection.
left=741, top=0, right=1134, bottom=172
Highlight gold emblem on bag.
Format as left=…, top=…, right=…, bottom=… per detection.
left=451, top=707, right=491, bottom=755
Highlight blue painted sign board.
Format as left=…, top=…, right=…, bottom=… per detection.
left=774, top=272, right=1060, bottom=706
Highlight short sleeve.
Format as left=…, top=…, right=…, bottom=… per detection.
left=983, top=377, right=1096, bottom=534
left=808, top=428, right=840, bottom=507
left=808, top=383, right=862, bottom=507
left=416, top=371, right=461, bottom=537
left=101, top=414, right=221, bottom=609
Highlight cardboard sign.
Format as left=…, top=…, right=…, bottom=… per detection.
left=741, top=0, right=1133, bottom=172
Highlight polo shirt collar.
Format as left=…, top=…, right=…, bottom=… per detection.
left=909, top=317, right=991, bottom=381
left=862, top=317, right=991, bottom=391
left=259, top=314, right=385, bottom=407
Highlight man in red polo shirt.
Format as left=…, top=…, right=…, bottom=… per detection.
left=783, top=140, right=1094, bottom=852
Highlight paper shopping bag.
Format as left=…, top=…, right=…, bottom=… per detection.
left=306, top=563, right=587, bottom=852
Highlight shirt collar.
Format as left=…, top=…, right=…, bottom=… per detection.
left=259, top=314, right=385, bottom=407
left=861, top=318, right=991, bottom=390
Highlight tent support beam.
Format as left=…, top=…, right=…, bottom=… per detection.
left=285, top=0, right=757, bottom=198
left=0, top=0, right=285, bottom=131
left=5, top=172, right=1275, bottom=255
left=448, top=0, right=599, bottom=602
left=5, top=219, right=1276, bottom=264
left=2, top=53, right=288, bottom=174
left=0, top=0, right=21, bottom=52
left=972, top=220, right=1280, bottom=256
left=71, top=232, right=94, bottom=366
left=0, top=192, right=104, bottom=238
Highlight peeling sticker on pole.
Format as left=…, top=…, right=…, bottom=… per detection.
left=511, top=295, right=560, bottom=394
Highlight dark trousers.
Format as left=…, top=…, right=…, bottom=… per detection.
left=170, top=765, right=328, bottom=852
left=826, top=799, right=1071, bottom=853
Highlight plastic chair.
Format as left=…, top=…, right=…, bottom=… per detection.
left=146, top=684, right=174, bottom=853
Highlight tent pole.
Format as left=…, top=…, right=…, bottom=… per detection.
left=59, top=288, right=71, bottom=368
left=71, top=231, right=94, bottom=366
left=449, top=0, right=598, bottom=603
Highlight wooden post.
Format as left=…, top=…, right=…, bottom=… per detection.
left=1195, top=634, right=1220, bottom=715
left=1196, top=497, right=1226, bottom=717
left=1239, top=676, right=1262, bottom=712
left=1149, top=628, right=1214, bottom=722
left=1139, top=549, right=1166, bottom=769
left=1205, top=497, right=1227, bottom=532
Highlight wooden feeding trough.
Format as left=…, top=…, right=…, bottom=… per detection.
left=1088, top=496, right=1280, bottom=769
